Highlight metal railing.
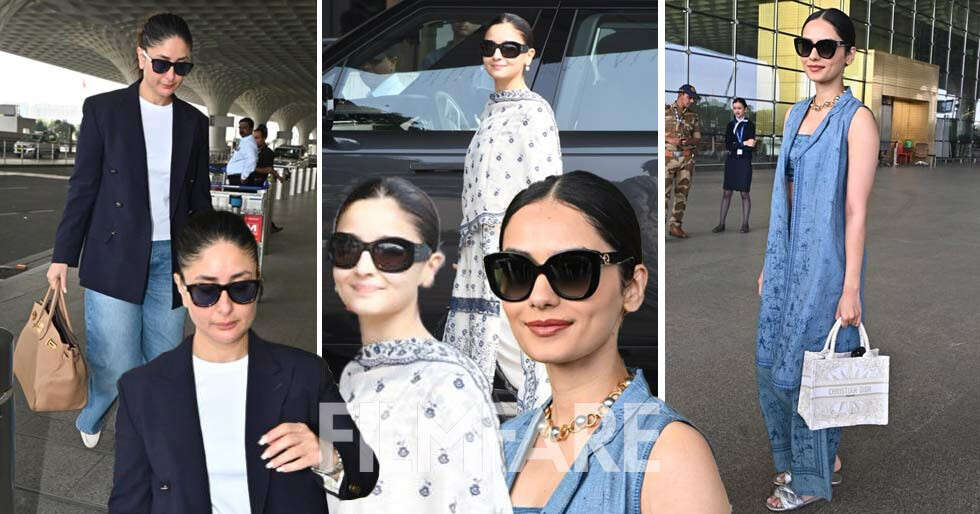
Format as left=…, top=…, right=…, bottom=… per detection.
left=0, top=140, right=75, bottom=165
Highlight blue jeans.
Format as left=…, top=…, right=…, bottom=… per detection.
left=76, top=240, right=186, bottom=434
left=757, top=366, right=841, bottom=501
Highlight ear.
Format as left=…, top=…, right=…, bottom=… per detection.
left=419, top=251, right=446, bottom=289
left=526, top=47, right=536, bottom=62
left=173, top=273, right=191, bottom=305
left=845, top=46, right=856, bottom=66
left=136, top=46, right=145, bottom=70
left=622, top=263, right=648, bottom=314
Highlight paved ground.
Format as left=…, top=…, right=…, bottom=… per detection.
left=0, top=175, right=317, bottom=513
left=666, top=165, right=980, bottom=512
left=0, top=167, right=72, bottom=265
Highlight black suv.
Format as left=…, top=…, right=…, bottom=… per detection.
left=323, top=0, right=658, bottom=390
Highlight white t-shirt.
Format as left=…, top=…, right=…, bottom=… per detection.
left=193, top=354, right=251, bottom=514
left=139, top=97, right=173, bottom=241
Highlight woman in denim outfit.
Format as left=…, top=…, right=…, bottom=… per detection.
left=488, top=171, right=730, bottom=513
left=755, top=9, right=879, bottom=511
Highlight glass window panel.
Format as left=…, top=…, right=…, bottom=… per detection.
left=963, top=78, right=976, bottom=100
left=666, top=49, right=689, bottom=91
left=736, top=60, right=776, bottom=100
left=774, top=103, right=794, bottom=135
left=776, top=1, right=813, bottom=34
left=915, top=15, right=933, bottom=61
left=689, top=54, right=736, bottom=96
left=935, top=1, right=953, bottom=24
left=947, top=74, right=963, bottom=95
left=855, top=21, right=870, bottom=50
left=871, top=1, right=894, bottom=29
left=850, top=0, right=870, bottom=21
left=776, top=67, right=811, bottom=102
left=814, top=0, right=843, bottom=11
left=966, top=38, right=978, bottom=80
left=666, top=0, right=685, bottom=8
left=667, top=6, right=686, bottom=46
left=776, top=32, right=804, bottom=70
left=894, top=7, right=914, bottom=35
left=935, top=25, right=950, bottom=72
left=894, top=34, right=913, bottom=56
left=737, top=25, right=776, bottom=64
left=691, top=0, right=734, bottom=16
left=844, top=79, right=866, bottom=102
left=970, top=11, right=980, bottom=35
left=870, top=25, right=892, bottom=51
left=740, top=0, right=774, bottom=28
left=696, top=95, right=736, bottom=140
left=916, top=0, right=934, bottom=16
left=895, top=0, right=916, bottom=9
left=744, top=100, right=776, bottom=135
left=953, top=3, right=968, bottom=29
left=689, top=12, right=735, bottom=55
left=554, top=10, right=657, bottom=131
left=950, top=33, right=965, bottom=76
left=845, top=50, right=867, bottom=81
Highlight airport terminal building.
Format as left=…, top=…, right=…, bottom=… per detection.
left=666, top=0, right=979, bottom=165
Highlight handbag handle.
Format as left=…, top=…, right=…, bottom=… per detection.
left=820, top=318, right=871, bottom=358
left=36, top=286, right=75, bottom=337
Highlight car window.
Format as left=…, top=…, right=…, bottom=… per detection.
left=330, top=9, right=539, bottom=131
left=553, top=10, right=657, bottom=131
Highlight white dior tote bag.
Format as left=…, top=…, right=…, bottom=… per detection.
left=797, top=319, right=889, bottom=430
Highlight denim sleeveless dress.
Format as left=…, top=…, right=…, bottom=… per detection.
left=757, top=87, right=865, bottom=389
left=501, top=370, right=690, bottom=513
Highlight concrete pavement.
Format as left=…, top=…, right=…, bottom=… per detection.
left=666, top=165, right=980, bottom=512
left=0, top=172, right=318, bottom=513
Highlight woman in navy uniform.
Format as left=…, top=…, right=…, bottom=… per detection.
left=713, top=97, right=756, bottom=234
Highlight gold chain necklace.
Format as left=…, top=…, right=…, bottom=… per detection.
left=538, top=373, right=635, bottom=442
left=809, top=91, right=843, bottom=112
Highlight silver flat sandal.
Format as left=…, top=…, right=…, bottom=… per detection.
left=772, top=467, right=843, bottom=487
left=766, top=485, right=825, bottom=511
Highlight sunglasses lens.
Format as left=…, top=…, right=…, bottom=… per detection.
left=150, top=59, right=170, bottom=74
left=794, top=38, right=812, bottom=58
left=227, top=281, right=260, bottom=304
left=189, top=284, right=221, bottom=307
left=499, top=43, right=521, bottom=58
left=815, top=40, right=837, bottom=59
left=546, top=252, right=596, bottom=299
left=173, top=62, right=193, bottom=76
left=371, top=241, right=413, bottom=272
left=329, top=234, right=362, bottom=269
left=487, top=255, right=536, bottom=301
left=480, top=40, right=496, bottom=57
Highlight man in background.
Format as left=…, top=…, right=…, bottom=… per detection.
left=245, top=124, right=284, bottom=232
left=665, top=84, right=702, bottom=239
left=225, top=117, right=257, bottom=185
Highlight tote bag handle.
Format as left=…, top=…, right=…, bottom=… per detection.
left=819, top=318, right=871, bottom=358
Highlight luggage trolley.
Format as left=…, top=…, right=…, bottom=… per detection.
left=210, top=185, right=271, bottom=270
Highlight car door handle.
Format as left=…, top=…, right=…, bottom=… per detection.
left=410, top=162, right=464, bottom=173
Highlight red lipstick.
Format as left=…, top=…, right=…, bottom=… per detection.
left=525, top=319, right=573, bottom=337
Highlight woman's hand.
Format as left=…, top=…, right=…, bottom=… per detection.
left=757, top=270, right=764, bottom=297
left=836, top=289, right=861, bottom=327
left=744, top=138, right=756, bottom=147
left=47, top=263, right=68, bottom=293
left=258, top=422, right=322, bottom=473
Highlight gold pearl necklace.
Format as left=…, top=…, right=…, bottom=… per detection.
left=809, top=91, right=843, bottom=112
left=538, top=373, right=634, bottom=442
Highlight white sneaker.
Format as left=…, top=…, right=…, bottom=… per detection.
left=80, top=430, right=101, bottom=449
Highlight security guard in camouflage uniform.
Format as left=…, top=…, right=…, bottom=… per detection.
left=665, top=84, right=702, bottom=239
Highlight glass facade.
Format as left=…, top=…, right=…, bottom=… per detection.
left=667, top=0, right=979, bottom=162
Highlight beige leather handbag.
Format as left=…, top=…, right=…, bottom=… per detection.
left=13, top=287, right=87, bottom=411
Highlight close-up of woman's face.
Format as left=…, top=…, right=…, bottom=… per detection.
left=137, top=35, right=191, bottom=98
left=733, top=102, right=746, bottom=118
left=499, top=199, right=646, bottom=365
left=482, top=22, right=535, bottom=83
left=799, top=18, right=854, bottom=84
left=332, top=197, right=443, bottom=319
left=174, top=241, right=259, bottom=346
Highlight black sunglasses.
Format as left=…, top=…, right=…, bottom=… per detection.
left=184, top=280, right=262, bottom=308
left=480, top=40, right=530, bottom=59
left=141, top=48, right=194, bottom=76
left=793, top=37, right=848, bottom=59
left=328, top=232, right=432, bottom=273
left=484, top=250, right=634, bottom=302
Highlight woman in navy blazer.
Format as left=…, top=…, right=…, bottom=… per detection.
left=110, top=210, right=378, bottom=513
left=47, top=14, right=211, bottom=448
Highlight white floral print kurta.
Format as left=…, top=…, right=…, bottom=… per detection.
left=329, top=339, right=512, bottom=514
left=444, top=88, right=563, bottom=413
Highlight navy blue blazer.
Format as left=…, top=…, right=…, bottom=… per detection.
left=52, top=80, right=212, bottom=307
left=109, top=332, right=379, bottom=513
